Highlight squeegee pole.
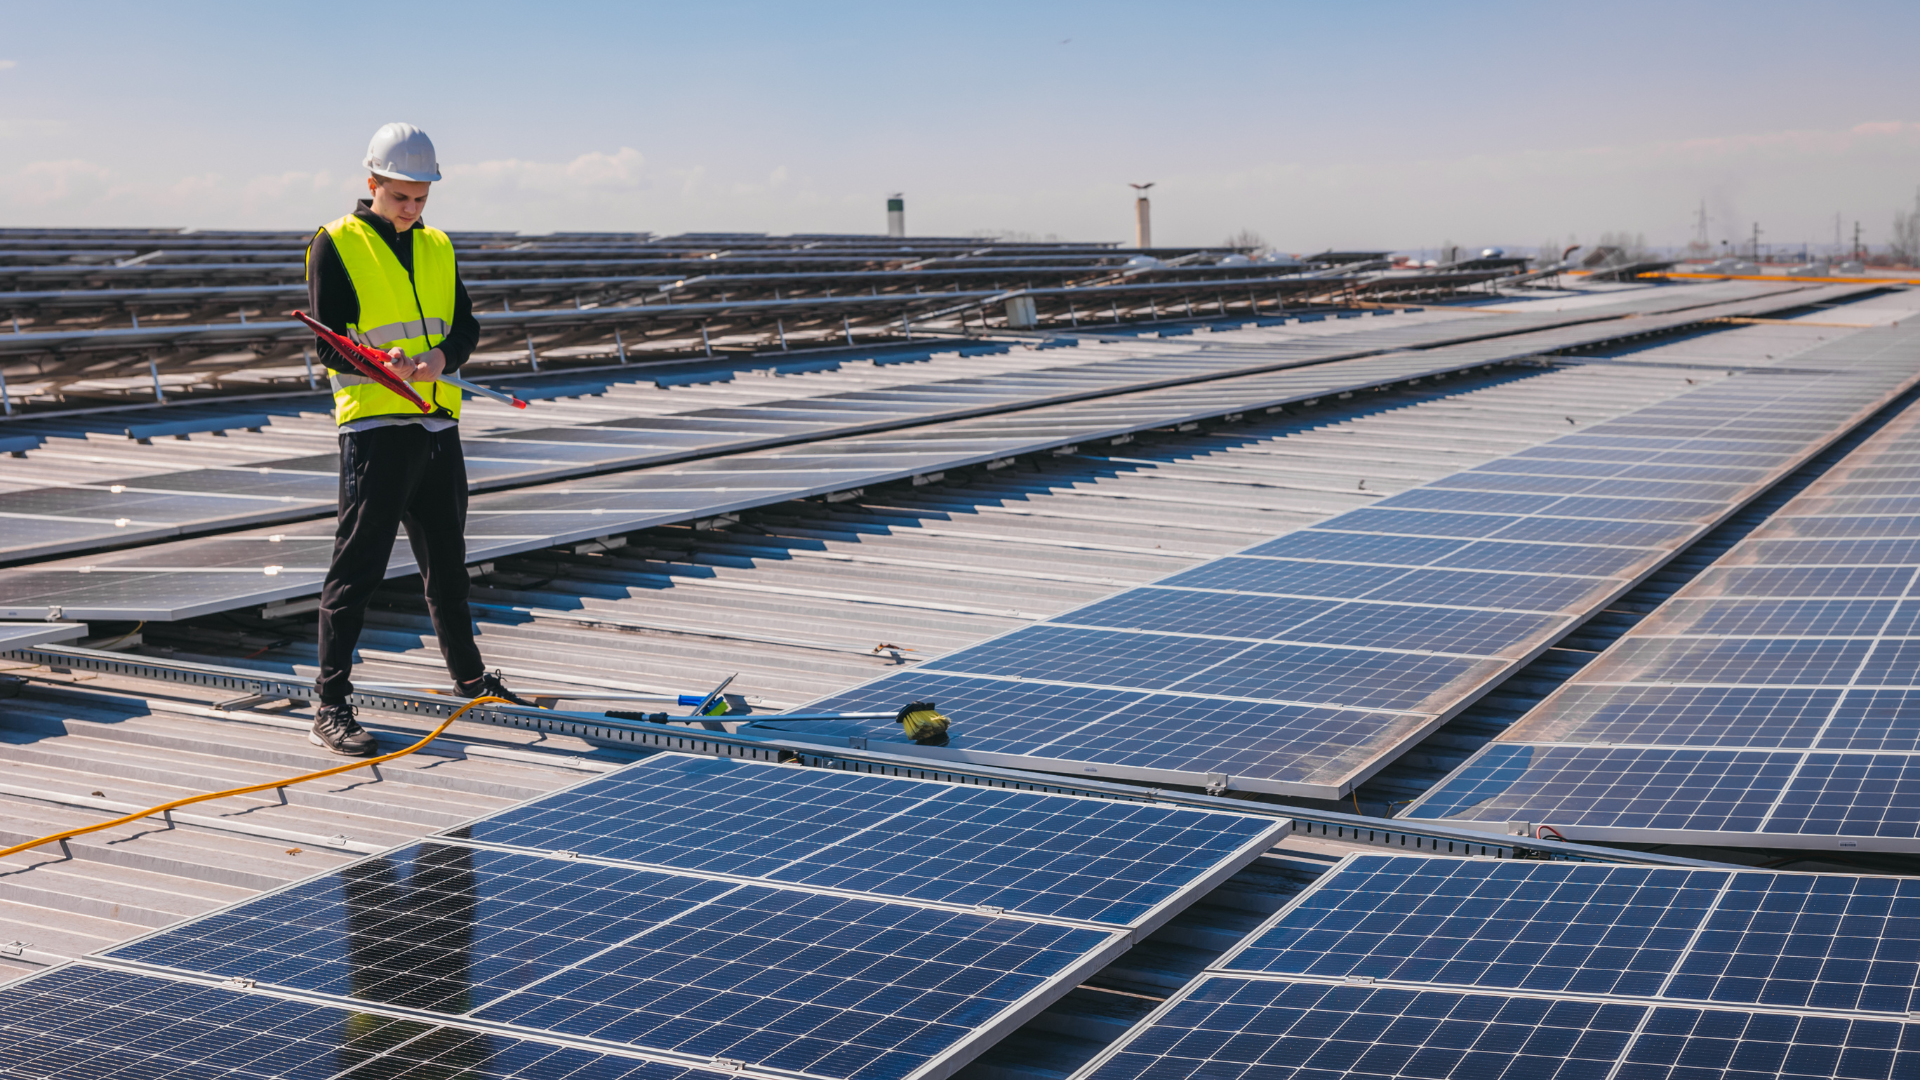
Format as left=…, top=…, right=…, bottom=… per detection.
left=442, top=373, right=528, bottom=409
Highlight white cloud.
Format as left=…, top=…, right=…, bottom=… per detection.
left=2, top=121, right=1918, bottom=250
left=0, top=60, right=16, bottom=71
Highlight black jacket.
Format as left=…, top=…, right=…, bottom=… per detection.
left=305, top=200, right=479, bottom=375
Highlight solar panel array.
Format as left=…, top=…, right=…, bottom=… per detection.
left=1407, top=323, right=1920, bottom=852
left=1073, top=854, right=1920, bottom=1080
left=0, top=281, right=1847, bottom=569
left=0, top=280, right=1871, bottom=627
left=770, top=360, right=1920, bottom=798
left=38, top=753, right=1284, bottom=1080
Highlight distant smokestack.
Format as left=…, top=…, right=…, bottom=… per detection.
left=887, top=194, right=905, bottom=238
left=1129, top=182, right=1155, bottom=249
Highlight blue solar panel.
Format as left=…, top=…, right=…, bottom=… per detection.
left=1265, top=602, right=1562, bottom=656
left=1510, top=684, right=1842, bottom=748
left=1359, top=568, right=1608, bottom=612
left=1668, top=871, right=1920, bottom=1014
left=450, top=754, right=1284, bottom=928
left=1821, top=690, right=1920, bottom=750
left=1219, top=856, right=1920, bottom=1018
left=1490, top=516, right=1698, bottom=546
left=1154, top=557, right=1411, bottom=598
left=1369, top=489, right=1568, bottom=515
left=773, top=670, right=1413, bottom=789
left=1056, top=588, right=1340, bottom=637
left=1326, top=508, right=1522, bottom=539
left=1239, top=530, right=1470, bottom=564
left=1220, top=857, right=1727, bottom=996
left=104, top=841, right=1126, bottom=1080
left=1766, top=754, right=1920, bottom=840
left=1739, top=537, right=1920, bottom=565
left=1426, top=471, right=1606, bottom=494
left=0, top=964, right=701, bottom=1080
left=775, top=370, right=1917, bottom=803
left=1168, top=643, right=1496, bottom=711
left=1592, top=636, right=1873, bottom=686
left=919, top=624, right=1255, bottom=689
left=1404, top=744, right=1794, bottom=833
left=109, top=843, right=738, bottom=1012
left=1428, top=539, right=1655, bottom=576
left=1692, top=565, right=1915, bottom=598
left=1644, top=598, right=1899, bottom=637
left=1416, top=391, right=1920, bottom=849
left=1081, top=978, right=1646, bottom=1080
left=471, top=886, right=1117, bottom=1079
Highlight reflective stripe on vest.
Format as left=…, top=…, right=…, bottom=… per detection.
left=352, top=316, right=450, bottom=349
left=312, top=214, right=462, bottom=424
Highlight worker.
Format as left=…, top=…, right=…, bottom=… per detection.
left=304, top=122, right=533, bottom=757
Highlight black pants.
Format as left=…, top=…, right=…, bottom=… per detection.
left=315, top=423, right=485, bottom=704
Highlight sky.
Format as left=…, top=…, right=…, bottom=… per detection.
left=4, top=0, right=1920, bottom=254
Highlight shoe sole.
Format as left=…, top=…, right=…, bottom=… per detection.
left=308, top=728, right=378, bottom=758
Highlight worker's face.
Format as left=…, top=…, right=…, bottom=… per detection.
left=367, top=177, right=431, bottom=230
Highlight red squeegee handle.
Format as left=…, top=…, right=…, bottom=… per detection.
left=292, top=310, right=432, bottom=413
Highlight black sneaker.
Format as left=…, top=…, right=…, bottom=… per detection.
left=309, top=703, right=378, bottom=757
left=456, top=669, right=538, bottom=709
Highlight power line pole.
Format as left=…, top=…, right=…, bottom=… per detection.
left=1751, top=222, right=1762, bottom=261
left=1855, top=220, right=1864, bottom=262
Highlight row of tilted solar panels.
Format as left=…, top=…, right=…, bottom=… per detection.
left=0, top=753, right=1290, bottom=1080
left=778, top=367, right=1918, bottom=804
left=14, top=838, right=1920, bottom=1080
left=1413, top=362, right=1920, bottom=851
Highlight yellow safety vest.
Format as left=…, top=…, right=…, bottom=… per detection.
left=310, top=214, right=462, bottom=423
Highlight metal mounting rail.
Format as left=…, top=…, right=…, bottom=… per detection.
left=6, top=643, right=1730, bottom=869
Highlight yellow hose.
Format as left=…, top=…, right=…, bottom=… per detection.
left=0, top=696, right=510, bottom=861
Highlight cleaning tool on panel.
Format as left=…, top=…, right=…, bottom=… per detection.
left=895, top=700, right=950, bottom=745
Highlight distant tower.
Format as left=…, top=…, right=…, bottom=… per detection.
left=887, top=193, right=905, bottom=238
left=1130, top=183, right=1154, bottom=249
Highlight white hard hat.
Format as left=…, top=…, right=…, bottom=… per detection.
left=364, top=123, right=441, bottom=182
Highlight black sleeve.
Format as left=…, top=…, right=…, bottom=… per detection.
left=439, top=274, right=479, bottom=374
left=305, top=230, right=360, bottom=374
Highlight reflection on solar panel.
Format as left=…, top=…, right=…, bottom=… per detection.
left=1072, top=854, right=1920, bottom=1080
left=768, top=363, right=1920, bottom=799
left=90, top=756, right=1280, bottom=1080
left=1410, top=339, right=1920, bottom=851
left=0, top=965, right=709, bottom=1080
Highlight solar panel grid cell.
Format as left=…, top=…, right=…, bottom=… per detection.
left=1238, top=530, right=1471, bottom=564
left=450, top=755, right=1280, bottom=927
left=1511, top=684, right=1843, bottom=748
left=923, top=623, right=1269, bottom=690
left=0, top=965, right=705, bottom=1080
left=1484, top=516, right=1696, bottom=546
left=1405, top=744, right=1793, bottom=831
left=1076, top=846, right=1920, bottom=1080
left=472, top=886, right=1115, bottom=1080
left=1587, top=636, right=1875, bottom=686
left=1156, top=557, right=1414, bottom=598
left=109, top=844, right=738, bottom=1013
left=1080, top=978, right=1646, bottom=1080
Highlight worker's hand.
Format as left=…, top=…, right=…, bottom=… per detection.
left=384, top=346, right=415, bottom=380
left=407, top=349, right=447, bottom=383
left=386, top=347, right=445, bottom=383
